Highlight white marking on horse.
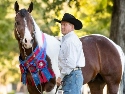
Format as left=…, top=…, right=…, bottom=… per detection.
left=31, top=16, right=43, bottom=48
left=23, top=18, right=33, bottom=49
left=31, top=16, right=61, bottom=93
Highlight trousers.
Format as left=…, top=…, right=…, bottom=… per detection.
left=62, top=70, right=83, bottom=94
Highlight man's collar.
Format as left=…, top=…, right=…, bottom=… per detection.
left=62, top=31, right=74, bottom=42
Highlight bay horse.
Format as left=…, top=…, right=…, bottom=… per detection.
left=14, top=1, right=125, bottom=94
left=80, top=34, right=125, bottom=94
left=14, top=1, right=60, bottom=94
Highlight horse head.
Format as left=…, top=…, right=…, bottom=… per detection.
left=14, top=1, right=39, bottom=60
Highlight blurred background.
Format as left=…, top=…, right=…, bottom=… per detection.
left=0, top=0, right=122, bottom=94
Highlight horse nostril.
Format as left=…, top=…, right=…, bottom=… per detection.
left=25, top=38, right=27, bottom=43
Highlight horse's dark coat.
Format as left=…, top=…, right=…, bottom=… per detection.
left=80, top=35, right=122, bottom=94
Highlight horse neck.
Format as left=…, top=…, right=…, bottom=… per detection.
left=18, top=38, right=37, bottom=60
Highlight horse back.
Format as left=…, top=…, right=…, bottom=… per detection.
left=80, top=34, right=122, bottom=84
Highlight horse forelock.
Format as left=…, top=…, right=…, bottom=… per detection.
left=31, top=16, right=43, bottom=48
left=19, top=9, right=28, bottom=17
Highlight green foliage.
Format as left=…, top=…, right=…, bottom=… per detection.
left=0, top=0, right=19, bottom=85
left=0, top=0, right=113, bottom=85
left=77, top=0, right=113, bottom=37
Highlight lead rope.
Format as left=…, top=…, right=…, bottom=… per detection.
left=27, top=46, right=43, bottom=94
left=55, top=85, right=59, bottom=94
left=22, top=46, right=27, bottom=59
left=28, top=67, right=43, bottom=94
left=15, top=19, right=43, bottom=94
left=22, top=44, right=43, bottom=94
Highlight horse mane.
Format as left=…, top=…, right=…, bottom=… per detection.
left=19, top=9, right=28, bottom=17
left=31, top=16, right=43, bottom=48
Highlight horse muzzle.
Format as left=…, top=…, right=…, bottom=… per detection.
left=23, top=38, right=33, bottom=49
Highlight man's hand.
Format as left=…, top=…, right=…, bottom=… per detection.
left=56, top=77, right=62, bottom=86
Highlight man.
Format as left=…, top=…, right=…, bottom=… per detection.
left=54, top=13, right=85, bottom=94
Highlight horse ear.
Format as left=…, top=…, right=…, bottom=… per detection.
left=28, top=2, right=33, bottom=13
left=14, top=1, right=19, bottom=13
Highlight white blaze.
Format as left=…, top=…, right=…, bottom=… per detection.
left=23, top=18, right=33, bottom=49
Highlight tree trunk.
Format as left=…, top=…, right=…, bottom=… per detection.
left=110, top=0, right=125, bottom=94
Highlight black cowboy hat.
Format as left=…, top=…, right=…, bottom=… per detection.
left=54, top=13, right=83, bottom=30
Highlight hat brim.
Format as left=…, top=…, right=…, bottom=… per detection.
left=54, top=18, right=83, bottom=30
left=54, top=19, right=61, bottom=23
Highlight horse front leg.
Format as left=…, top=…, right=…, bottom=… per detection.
left=27, top=84, right=43, bottom=94
left=26, top=71, right=43, bottom=94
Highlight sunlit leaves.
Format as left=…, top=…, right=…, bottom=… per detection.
left=77, top=0, right=113, bottom=37
left=0, top=0, right=19, bottom=85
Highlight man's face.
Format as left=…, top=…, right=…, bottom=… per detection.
left=61, top=21, right=74, bottom=35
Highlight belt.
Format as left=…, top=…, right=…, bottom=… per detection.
left=72, top=67, right=81, bottom=71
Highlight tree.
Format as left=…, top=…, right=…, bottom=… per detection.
left=110, top=0, right=125, bottom=94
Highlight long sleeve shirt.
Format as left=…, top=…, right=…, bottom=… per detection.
left=58, top=31, right=85, bottom=80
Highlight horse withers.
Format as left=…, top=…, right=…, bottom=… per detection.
left=14, top=1, right=60, bottom=94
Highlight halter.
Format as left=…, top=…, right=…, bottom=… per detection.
left=15, top=11, right=36, bottom=59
